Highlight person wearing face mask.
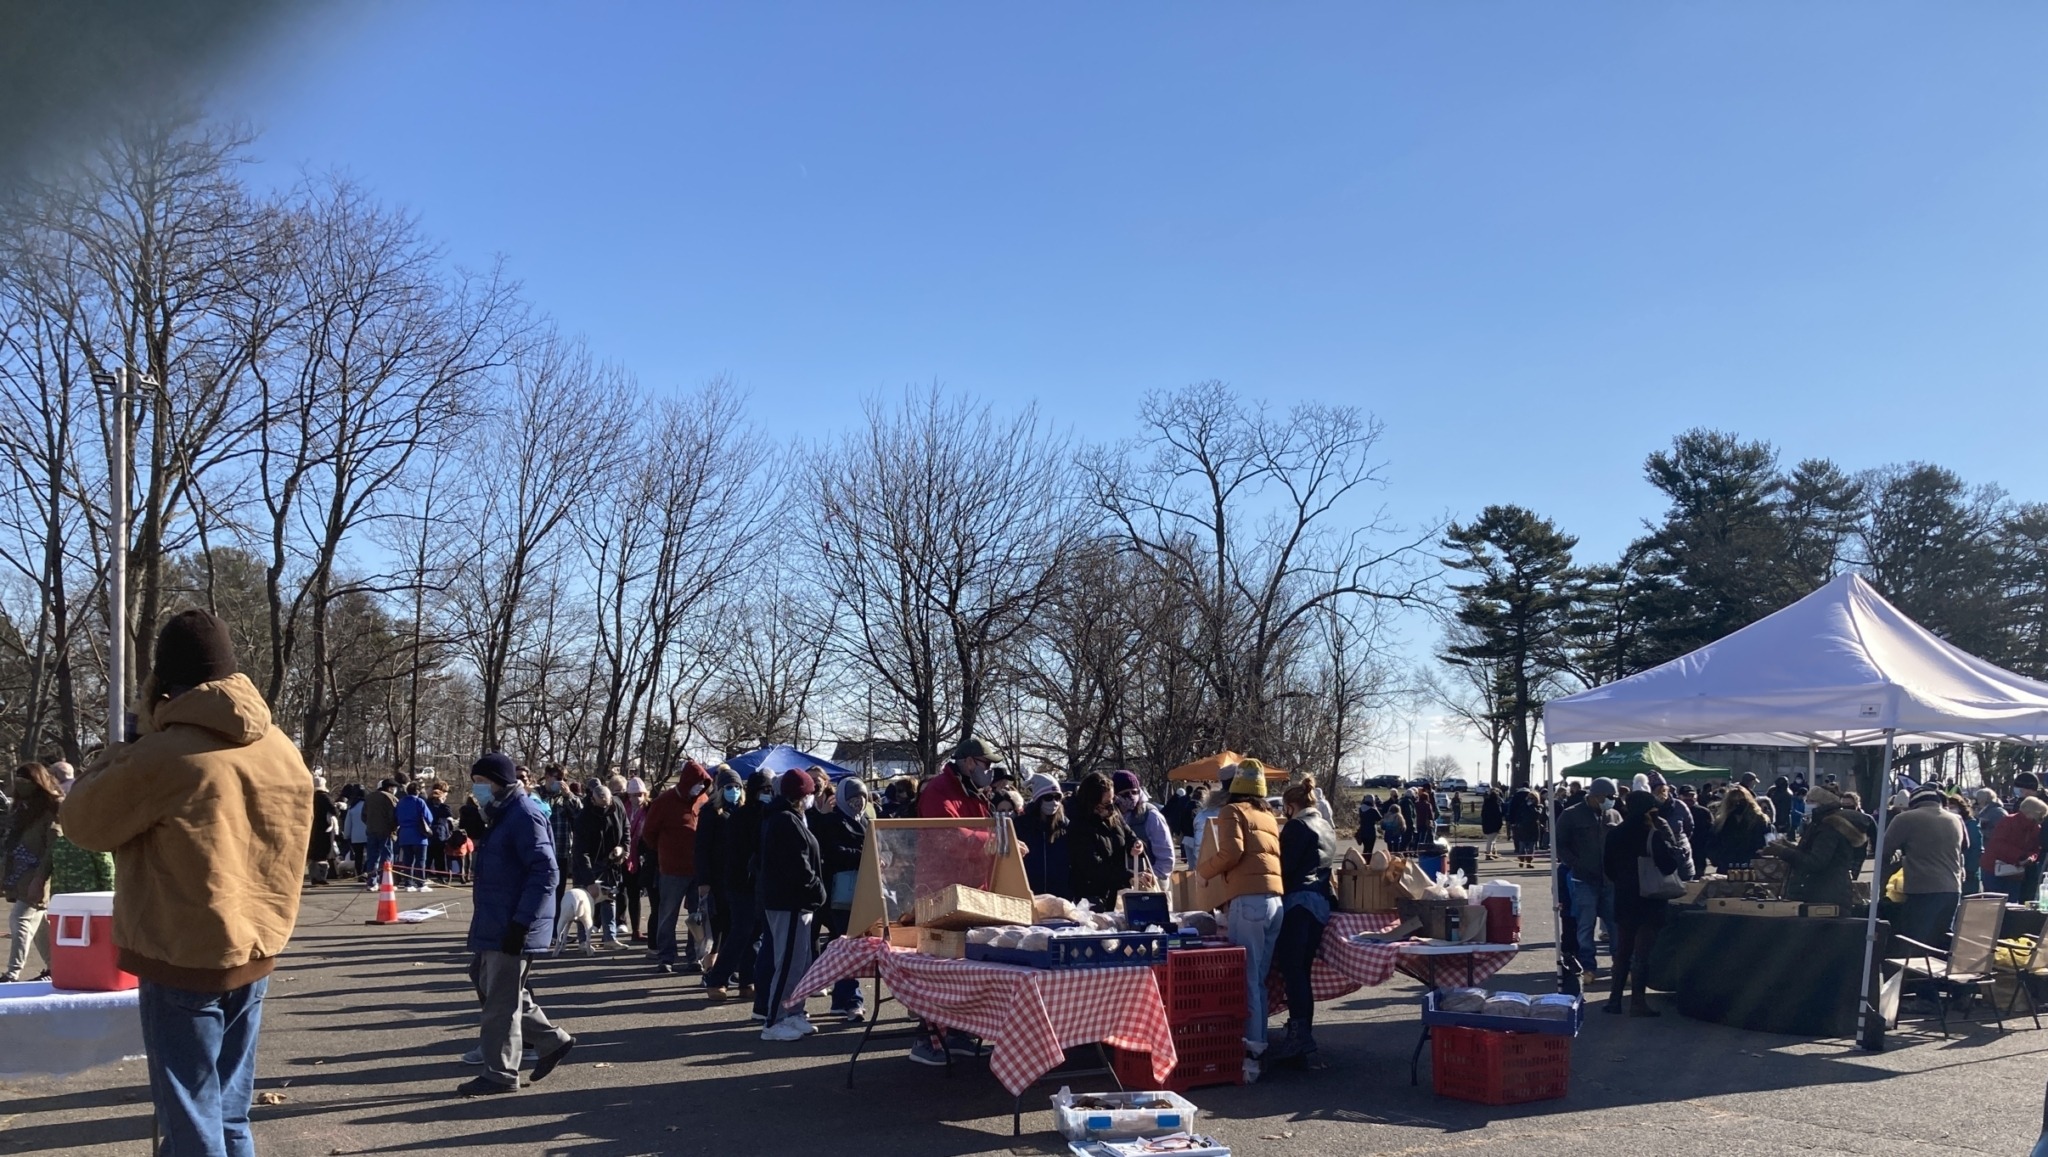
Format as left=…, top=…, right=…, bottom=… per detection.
left=1112, top=770, right=1174, bottom=882
left=1555, top=777, right=1621, bottom=978
left=538, top=767, right=580, bottom=901
left=705, top=770, right=774, bottom=1003
left=808, top=774, right=870, bottom=1021
left=618, top=777, right=652, bottom=943
left=455, top=753, right=575, bottom=1094
left=1015, top=773, right=1071, bottom=898
left=573, top=779, right=627, bottom=949
left=1709, top=784, right=1771, bottom=872
left=760, top=770, right=828, bottom=1041
left=907, top=738, right=999, bottom=1066
left=1601, top=789, right=1683, bottom=1017
left=1066, top=772, right=1137, bottom=909
left=641, top=760, right=712, bottom=974
left=694, top=768, right=744, bottom=987
left=1196, top=758, right=1285, bottom=1079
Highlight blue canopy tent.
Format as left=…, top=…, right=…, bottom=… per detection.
left=725, top=744, right=858, bottom=781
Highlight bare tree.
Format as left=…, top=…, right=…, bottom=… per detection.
left=250, top=176, right=513, bottom=756
left=1087, top=381, right=1428, bottom=760
left=451, top=333, right=632, bottom=751
left=807, top=387, right=1083, bottom=774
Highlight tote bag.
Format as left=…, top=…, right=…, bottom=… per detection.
left=1637, top=852, right=1685, bottom=901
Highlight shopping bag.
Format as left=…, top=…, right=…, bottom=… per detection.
left=1637, top=854, right=1685, bottom=901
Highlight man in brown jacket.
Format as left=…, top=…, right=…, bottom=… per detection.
left=1196, top=757, right=1284, bottom=1077
left=64, top=609, right=312, bottom=1157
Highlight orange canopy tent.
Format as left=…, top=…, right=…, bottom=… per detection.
left=1166, top=751, right=1291, bottom=783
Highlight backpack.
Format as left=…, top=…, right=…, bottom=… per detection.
left=4, top=844, right=39, bottom=893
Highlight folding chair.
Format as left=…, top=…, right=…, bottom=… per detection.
left=1998, top=927, right=2047, bottom=1030
left=1888, top=893, right=2006, bottom=1037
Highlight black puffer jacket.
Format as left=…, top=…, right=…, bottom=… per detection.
left=809, top=805, right=866, bottom=881
left=1279, top=810, right=1337, bottom=900
left=1065, top=810, right=1135, bottom=909
left=757, top=798, right=825, bottom=913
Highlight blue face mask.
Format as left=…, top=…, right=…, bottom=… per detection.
left=720, top=786, right=741, bottom=806
left=471, top=783, right=495, bottom=807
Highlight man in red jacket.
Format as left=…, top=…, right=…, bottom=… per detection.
left=641, top=760, right=710, bottom=974
left=908, top=738, right=998, bottom=1066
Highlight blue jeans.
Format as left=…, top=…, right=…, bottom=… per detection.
left=138, top=977, right=268, bottom=1157
left=1569, top=876, right=1615, bottom=970
left=1228, top=894, right=1284, bottom=1047
left=396, top=843, right=426, bottom=888
left=818, top=905, right=863, bottom=1011
left=364, top=837, right=394, bottom=885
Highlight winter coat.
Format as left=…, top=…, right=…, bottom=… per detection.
left=640, top=762, right=711, bottom=877
left=915, top=765, right=993, bottom=899
left=1196, top=799, right=1283, bottom=904
left=2, top=807, right=57, bottom=906
left=1881, top=803, right=1966, bottom=895
left=573, top=799, right=626, bottom=888
left=395, top=794, right=432, bottom=847
left=1279, top=810, right=1337, bottom=900
left=1556, top=800, right=1619, bottom=882
left=458, top=798, right=488, bottom=843
left=1983, top=805, right=2044, bottom=878
left=309, top=790, right=336, bottom=860
left=1507, top=791, right=1542, bottom=841
left=1481, top=792, right=1504, bottom=835
left=810, top=805, right=867, bottom=883
left=1065, top=810, right=1136, bottom=909
left=720, top=801, right=765, bottom=897
left=362, top=787, right=398, bottom=839
left=695, top=805, right=731, bottom=892
left=1162, top=794, right=1198, bottom=840
left=49, top=831, right=115, bottom=894
left=62, top=673, right=314, bottom=991
left=1782, top=806, right=1869, bottom=908
left=1769, top=786, right=1795, bottom=834
left=466, top=787, right=558, bottom=955
left=1711, top=810, right=1771, bottom=871
left=1354, top=803, right=1380, bottom=855
left=757, top=798, right=826, bottom=912
left=1125, top=800, right=1174, bottom=879
left=343, top=801, right=368, bottom=846
left=1015, top=806, right=1072, bottom=898
left=1603, top=815, right=1683, bottom=914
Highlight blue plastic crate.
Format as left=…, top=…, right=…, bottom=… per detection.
left=1421, top=991, right=1582, bottom=1037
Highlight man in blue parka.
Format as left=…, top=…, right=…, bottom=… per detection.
left=457, top=753, right=576, bottom=1095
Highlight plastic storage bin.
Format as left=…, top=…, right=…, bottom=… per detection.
left=1150, top=946, right=1248, bottom=1023
left=1431, top=1025, right=1572, bottom=1105
left=1048, top=1087, right=1201, bottom=1141
left=1110, top=1015, right=1246, bottom=1092
left=48, top=892, right=138, bottom=992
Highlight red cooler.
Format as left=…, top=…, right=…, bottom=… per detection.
left=49, top=891, right=138, bottom=991
left=1481, top=896, right=1521, bottom=944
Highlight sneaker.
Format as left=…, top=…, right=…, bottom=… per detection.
left=828, top=1004, right=865, bottom=1022
left=456, top=1075, right=519, bottom=1096
left=530, top=1037, right=575, bottom=1083
left=762, top=1018, right=808, bottom=1042
left=419, top=884, right=434, bottom=893
left=461, top=1046, right=538, bottom=1065
left=655, top=962, right=675, bottom=974
left=1243, top=1057, right=1262, bottom=1084
left=583, top=942, right=596, bottom=957
left=944, top=1031, right=988, bottom=1057
left=749, top=1011, right=768, bottom=1023
left=907, top=1039, right=950, bottom=1066
left=0, top=972, right=17, bottom=984
left=790, top=1012, right=819, bottom=1037
left=705, top=985, right=732, bottom=1001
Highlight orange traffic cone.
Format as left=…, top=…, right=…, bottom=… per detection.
left=372, top=860, right=400, bottom=925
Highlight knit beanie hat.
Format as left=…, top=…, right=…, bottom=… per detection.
left=1804, top=785, right=1840, bottom=809
left=1230, top=758, right=1268, bottom=798
left=780, top=768, right=816, bottom=799
left=1111, top=770, right=1141, bottom=795
left=471, top=753, right=517, bottom=787
left=152, top=608, right=237, bottom=691
left=1024, top=772, right=1061, bottom=803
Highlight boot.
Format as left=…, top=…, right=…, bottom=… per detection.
left=1628, top=990, right=1660, bottom=1018
left=1604, top=969, right=1627, bottom=1015
left=1263, top=1019, right=1308, bottom=1065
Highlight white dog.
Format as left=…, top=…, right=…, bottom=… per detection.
left=551, top=887, right=596, bottom=956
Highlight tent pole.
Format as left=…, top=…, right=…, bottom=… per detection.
left=1856, top=730, right=1896, bottom=1052
left=1545, top=744, right=1561, bottom=983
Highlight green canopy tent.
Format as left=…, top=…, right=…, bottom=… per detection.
left=1555, top=741, right=1729, bottom=786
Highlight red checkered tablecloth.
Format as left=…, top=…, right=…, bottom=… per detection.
left=795, top=938, right=1178, bottom=1095
left=1268, top=911, right=1518, bottom=1013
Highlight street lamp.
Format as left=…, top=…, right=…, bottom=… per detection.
left=91, top=367, right=156, bottom=750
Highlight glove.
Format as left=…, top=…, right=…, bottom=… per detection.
left=499, top=922, right=530, bottom=955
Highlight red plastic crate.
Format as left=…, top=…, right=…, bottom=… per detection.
left=1110, top=1015, right=1246, bottom=1092
left=1430, top=1025, right=1571, bottom=1105
left=1150, top=946, right=1248, bottom=1023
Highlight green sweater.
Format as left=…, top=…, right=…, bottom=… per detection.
left=49, top=830, right=115, bottom=894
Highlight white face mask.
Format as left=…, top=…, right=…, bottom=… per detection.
left=801, top=795, right=814, bottom=811
left=755, top=791, right=772, bottom=804
left=1040, top=799, right=1059, bottom=816
left=1596, top=797, right=1614, bottom=812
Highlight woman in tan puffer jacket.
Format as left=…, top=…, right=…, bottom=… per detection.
left=1196, top=759, right=1285, bottom=1072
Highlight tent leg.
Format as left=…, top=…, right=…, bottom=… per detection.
left=1545, top=744, right=1565, bottom=987
left=1857, top=731, right=1896, bottom=1052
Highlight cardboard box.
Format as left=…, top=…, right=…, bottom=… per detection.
left=887, top=923, right=921, bottom=948
left=1401, top=898, right=1488, bottom=941
left=917, top=927, right=967, bottom=959
left=1337, top=865, right=1404, bottom=913
left=915, top=884, right=1034, bottom=931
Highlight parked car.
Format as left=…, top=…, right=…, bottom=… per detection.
left=1363, top=775, right=1402, bottom=789
left=1440, top=777, right=1470, bottom=793
left=1406, top=777, right=1433, bottom=789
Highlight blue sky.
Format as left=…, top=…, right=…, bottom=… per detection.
left=214, top=4, right=2048, bottom=777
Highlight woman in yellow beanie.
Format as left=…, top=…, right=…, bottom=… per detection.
left=1197, top=757, right=1284, bottom=1078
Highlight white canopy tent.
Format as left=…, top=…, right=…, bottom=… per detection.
left=1544, top=572, right=2048, bottom=1048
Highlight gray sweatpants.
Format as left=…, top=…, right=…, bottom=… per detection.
left=470, top=951, right=571, bottom=1088
left=763, top=909, right=815, bottom=1027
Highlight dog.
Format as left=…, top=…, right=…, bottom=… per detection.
left=551, top=887, right=597, bottom=956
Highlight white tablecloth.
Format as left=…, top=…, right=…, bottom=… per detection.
left=0, top=980, right=144, bottom=1077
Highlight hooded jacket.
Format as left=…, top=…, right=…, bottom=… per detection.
left=1984, top=796, right=2047, bottom=875
left=757, top=796, right=825, bottom=912
left=1065, top=809, right=1136, bottom=909
left=1782, top=805, right=1871, bottom=907
left=641, top=761, right=711, bottom=877
left=1556, top=799, right=1619, bottom=882
left=62, top=674, right=313, bottom=991
left=1480, top=791, right=1504, bottom=834
left=362, top=785, right=398, bottom=839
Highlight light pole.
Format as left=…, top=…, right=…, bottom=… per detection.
left=93, top=367, right=154, bottom=750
